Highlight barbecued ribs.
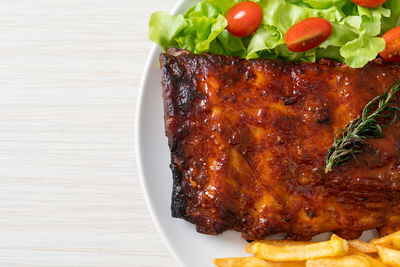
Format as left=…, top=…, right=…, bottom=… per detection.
left=160, top=49, right=400, bottom=240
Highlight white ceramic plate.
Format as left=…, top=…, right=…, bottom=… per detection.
left=136, top=1, right=377, bottom=266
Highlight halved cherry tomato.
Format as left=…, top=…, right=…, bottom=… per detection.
left=350, top=0, right=386, bottom=8
left=285, top=17, right=332, bottom=53
left=226, top=1, right=263, bottom=38
left=379, top=26, right=400, bottom=63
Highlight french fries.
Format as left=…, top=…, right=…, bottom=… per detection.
left=213, top=257, right=305, bottom=267
left=348, top=240, right=378, bottom=254
left=214, top=229, right=400, bottom=266
left=371, top=230, right=400, bottom=249
left=306, top=254, right=384, bottom=267
left=377, top=245, right=400, bottom=267
left=245, top=234, right=348, bottom=261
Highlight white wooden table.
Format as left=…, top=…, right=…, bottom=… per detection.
left=0, top=1, right=177, bottom=266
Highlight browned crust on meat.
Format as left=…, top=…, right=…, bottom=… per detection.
left=160, top=50, right=400, bottom=240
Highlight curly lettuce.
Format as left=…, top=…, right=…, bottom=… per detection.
left=149, top=0, right=400, bottom=68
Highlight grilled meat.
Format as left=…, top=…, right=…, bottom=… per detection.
left=160, top=49, right=400, bottom=240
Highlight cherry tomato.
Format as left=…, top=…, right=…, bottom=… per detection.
left=285, top=17, right=332, bottom=53
left=226, top=1, right=263, bottom=38
left=379, top=26, right=400, bottom=63
left=350, top=0, right=386, bottom=8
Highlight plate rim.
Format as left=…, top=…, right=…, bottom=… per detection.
left=135, top=1, right=185, bottom=266
left=135, top=1, right=381, bottom=265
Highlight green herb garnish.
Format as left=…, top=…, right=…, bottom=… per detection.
left=325, top=80, right=400, bottom=173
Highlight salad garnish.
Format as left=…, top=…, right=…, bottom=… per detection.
left=285, top=17, right=332, bottom=52
left=351, top=0, right=387, bottom=8
left=149, top=0, right=400, bottom=68
left=226, top=1, right=263, bottom=37
left=380, top=25, right=400, bottom=62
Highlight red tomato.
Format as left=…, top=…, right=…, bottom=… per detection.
left=350, top=0, right=386, bottom=8
left=226, top=1, right=263, bottom=38
left=285, top=17, right=332, bottom=53
left=379, top=26, right=400, bottom=63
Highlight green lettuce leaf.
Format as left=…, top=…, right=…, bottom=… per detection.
left=316, top=46, right=344, bottom=62
left=340, top=34, right=386, bottom=68
left=205, top=0, right=236, bottom=14
left=259, top=0, right=343, bottom=34
left=382, top=0, right=400, bottom=32
left=247, top=25, right=282, bottom=59
left=358, top=6, right=391, bottom=36
left=148, top=12, right=188, bottom=48
left=149, top=0, right=400, bottom=68
left=185, top=1, right=221, bottom=18
left=303, top=0, right=346, bottom=9
left=176, top=14, right=227, bottom=53
left=217, top=30, right=247, bottom=57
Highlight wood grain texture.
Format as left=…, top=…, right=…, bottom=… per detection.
left=0, top=0, right=177, bottom=266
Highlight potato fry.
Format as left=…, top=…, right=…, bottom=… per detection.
left=377, top=245, right=400, bottom=267
left=213, top=257, right=305, bottom=267
left=246, top=240, right=311, bottom=251
left=363, top=255, right=387, bottom=267
left=371, top=231, right=400, bottom=249
left=348, top=240, right=378, bottom=254
left=214, top=230, right=400, bottom=266
left=306, top=254, right=385, bottom=267
left=245, top=234, right=348, bottom=262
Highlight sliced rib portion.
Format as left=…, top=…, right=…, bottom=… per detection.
left=160, top=50, right=400, bottom=240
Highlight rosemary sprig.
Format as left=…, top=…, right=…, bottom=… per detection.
left=324, top=80, right=400, bottom=173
